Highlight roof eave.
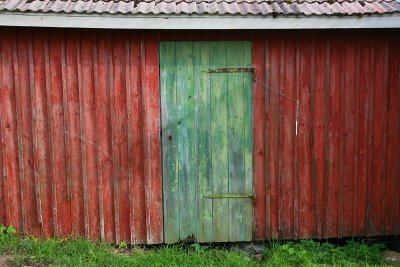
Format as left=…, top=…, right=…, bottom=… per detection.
left=0, top=12, right=399, bottom=29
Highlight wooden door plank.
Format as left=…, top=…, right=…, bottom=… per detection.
left=160, top=42, right=179, bottom=243
left=210, top=42, right=229, bottom=242
left=243, top=41, right=253, bottom=241
left=193, top=42, right=213, bottom=242
left=176, top=42, right=196, bottom=241
left=227, top=42, right=245, bottom=241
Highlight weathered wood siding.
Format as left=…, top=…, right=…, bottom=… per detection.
left=251, top=30, right=400, bottom=240
left=0, top=28, right=163, bottom=244
left=0, top=28, right=399, bottom=243
left=160, top=41, right=253, bottom=243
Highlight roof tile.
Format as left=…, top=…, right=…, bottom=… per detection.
left=0, top=0, right=399, bottom=16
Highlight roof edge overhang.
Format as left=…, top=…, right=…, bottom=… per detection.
left=0, top=12, right=400, bottom=29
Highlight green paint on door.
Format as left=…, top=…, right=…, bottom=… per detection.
left=160, top=41, right=253, bottom=243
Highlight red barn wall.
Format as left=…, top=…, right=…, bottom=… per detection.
left=251, top=30, right=400, bottom=240
left=0, top=28, right=163, bottom=244
left=0, top=28, right=399, bottom=243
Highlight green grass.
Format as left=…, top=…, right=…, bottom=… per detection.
left=0, top=226, right=390, bottom=267
left=263, top=239, right=388, bottom=267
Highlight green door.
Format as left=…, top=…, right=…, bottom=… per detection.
left=160, top=41, right=253, bottom=243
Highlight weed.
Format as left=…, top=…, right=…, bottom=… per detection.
left=190, top=243, right=209, bottom=253
left=117, top=241, right=128, bottom=250
left=0, top=225, right=16, bottom=242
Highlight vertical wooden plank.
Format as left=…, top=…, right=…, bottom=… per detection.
left=92, top=32, right=104, bottom=241
left=264, top=36, right=271, bottom=240
left=351, top=33, right=361, bottom=235
left=210, top=41, right=229, bottom=242
left=193, top=41, right=213, bottom=242
left=108, top=31, right=121, bottom=244
left=160, top=42, right=179, bottom=243
left=76, top=32, right=90, bottom=238
left=298, top=33, right=313, bottom=239
left=111, top=32, right=130, bottom=242
left=0, top=134, right=3, bottom=225
left=356, top=34, right=371, bottom=236
left=252, top=36, right=266, bottom=240
left=95, top=32, right=115, bottom=243
left=28, top=30, right=43, bottom=232
left=11, top=30, right=27, bottom=234
left=342, top=33, right=356, bottom=236
left=365, top=36, right=376, bottom=235
left=0, top=31, right=23, bottom=229
left=384, top=35, right=399, bottom=235
left=43, top=29, right=57, bottom=237
left=128, top=34, right=147, bottom=244
left=313, top=33, right=326, bottom=238
left=370, top=35, right=388, bottom=235
left=395, top=41, right=400, bottom=236
left=281, top=34, right=295, bottom=239
left=1, top=30, right=23, bottom=229
left=326, top=33, right=341, bottom=238
left=48, top=31, right=72, bottom=236
left=124, top=34, right=136, bottom=245
left=15, top=30, right=41, bottom=236
left=65, top=31, right=85, bottom=236
left=243, top=41, right=253, bottom=241
left=32, top=31, right=54, bottom=236
left=0, top=38, right=4, bottom=225
left=175, top=42, right=196, bottom=241
left=142, top=33, right=163, bottom=244
left=80, top=32, right=100, bottom=240
left=227, top=42, right=245, bottom=241
left=337, top=34, right=346, bottom=238
left=322, top=33, right=331, bottom=239
left=268, top=34, right=280, bottom=239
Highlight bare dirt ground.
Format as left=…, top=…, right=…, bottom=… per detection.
left=382, top=250, right=400, bottom=266
left=0, top=255, right=11, bottom=267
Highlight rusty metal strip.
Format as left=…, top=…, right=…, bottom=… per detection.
left=207, top=67, right=256, bottom=81
left=207, top=67, right=255, bottom=73
left=203, top=193, right=256, bottom=199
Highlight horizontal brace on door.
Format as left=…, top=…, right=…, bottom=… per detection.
left=207, top=67, right=255, bottom=74
left=203, top=193, right=255, bottom=199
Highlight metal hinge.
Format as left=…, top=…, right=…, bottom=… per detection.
left=207, top=67, right=256, bottom=81
left=203, top=192, right=256, bottom=199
